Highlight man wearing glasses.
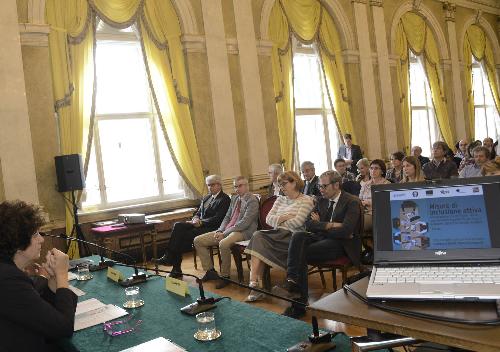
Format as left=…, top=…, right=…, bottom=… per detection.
left=152, top=175, right=230, bottom=278
left=193, top=176, right=259, bottom=288
left=273, top=171, right=362, bottom=318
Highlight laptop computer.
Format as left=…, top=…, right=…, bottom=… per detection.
left=366, top=176, right=500, bottom=301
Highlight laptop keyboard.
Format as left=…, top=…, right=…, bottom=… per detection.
left=374, top=265, right=500, bottom=284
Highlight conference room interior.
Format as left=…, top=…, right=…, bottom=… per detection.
left=1, top=0, right=500, bottom=350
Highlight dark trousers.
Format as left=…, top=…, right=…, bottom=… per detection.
left=287, top=231, right=345, bottom=301
left=166, top=222, right=215, bottom=269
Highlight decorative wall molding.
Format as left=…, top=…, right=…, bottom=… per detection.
left=453, top=0, right=500, bottom=15
left=257, top=40, right=273, bottom=56
left=172, top=0, right=199, bottom=35
left=226, top=38, right=239, bottom=55
left=369, top=0, right=383, bottom=7
left=443, top=2, right=456, bottom=22
left=181, top=34, right=206, bottom=53
left=390, top=1, right=450, bottom=60
left=351, top=0, right=368, bottom=3
left=248, top=173, right=270, bottom=192
left=19, top=23, right=50, bottom=47
left=412, top=0, right=423, bottom=12
left=441, top=59, right=452, bottom=71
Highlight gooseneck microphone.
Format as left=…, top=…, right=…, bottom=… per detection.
left=40, top=233, right=147, bottom=287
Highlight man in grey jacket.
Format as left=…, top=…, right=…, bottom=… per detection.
left=193, top=176, right=259, bottom=289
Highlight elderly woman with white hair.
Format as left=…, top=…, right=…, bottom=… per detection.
left=152, top=174, right=230, bottom=278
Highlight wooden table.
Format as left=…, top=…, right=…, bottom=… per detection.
left=91, top=222, right=160, bottom=264
left=308, top=277, right=500, bottom=351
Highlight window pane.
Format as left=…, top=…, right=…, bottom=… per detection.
left=486, top=106, right=499, bottom=139
left=82, top=145, right=100, bottom=208
left=293, top=54, right=323, bottom=109
left=472, top=66, right=485, bottom=105
left=155, top=118, right=183, bottom=195
left=296, top=115, right=328, bottom=173
left=99, top=118, right=159, bottom=203
left=95, top=41, right=151, bottom=114
left=474, top=107, right=487, bottom=141
left=411, top=109, right=432, bottom=157
left=409, top=62, right=426, bottom=106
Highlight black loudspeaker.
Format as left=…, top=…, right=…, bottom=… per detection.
left=54, top=154, right=85, bottom=192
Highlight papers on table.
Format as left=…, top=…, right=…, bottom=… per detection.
left=119, top=337, right=186, bottom=352
left=74, top=298, right=127, bottom=331
left=68, top=285, right=85, bottom=297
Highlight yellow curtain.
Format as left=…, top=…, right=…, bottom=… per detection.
left=46, top=0, right=95, bottom=258
left=396, top=12, right=454, bottom=149
left=269, top=2, right=294, bottom=170
left=463, top=24, right=500, bottom=138
left=395, top=22, right=411, bottom=154
left=318, top=11, right=356, bottom=141
left=139, top=0, right=205, bottom=194
left=280, top=0, right=321, bottom=42
left=268, top=0, right=356, bottom=168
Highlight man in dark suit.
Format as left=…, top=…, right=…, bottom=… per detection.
left=337, top=133, right=363, bottom=173
left=300, top=161, right=321, bottom=197
left=152, top=174, right=230, bottom=277
left=273, top=170, right=361, bottom=318
left=411, top=145, right=430, bottom=167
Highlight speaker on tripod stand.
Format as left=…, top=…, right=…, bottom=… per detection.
left=54, top=154, right=89, bottom=257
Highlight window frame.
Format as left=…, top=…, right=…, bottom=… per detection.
left=408, top=52, right=441, bottom=157
left=293, top=43, right=340, bottom=172
left=82, top=25, right=186, bottom=213
left=471, top=59, right=499, bottom=141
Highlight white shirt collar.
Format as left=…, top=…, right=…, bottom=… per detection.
left=329, top=191, right=341, bottom=203
left=211, top=191, right=221, bottom=199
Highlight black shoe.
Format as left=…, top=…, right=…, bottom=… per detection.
left=271, top=280, right=301, bottom=299
left=168, top=270, right=183, bottom=279
left=152, top=254, right=173, bottom=266
left=282, top=305, right=306, bottom=319
left=201, top=269, right=219, bottom=282
left=215, top=277, right=230, bottom=289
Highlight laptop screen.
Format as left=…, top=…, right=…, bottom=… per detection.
left=372, top=176, right=500, bottom=263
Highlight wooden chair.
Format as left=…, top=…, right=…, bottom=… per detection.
left=231, top=195, right=276, bottom=288
left=192, top=244, right=221, bottom=271
left=307, top=200, right=365, bottom=291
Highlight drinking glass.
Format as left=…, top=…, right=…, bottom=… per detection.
left=194, top=312, right=220, bottom=341
left=76, top=263, right=93, bottom=281
left=123, top=286, right=144, bottom=308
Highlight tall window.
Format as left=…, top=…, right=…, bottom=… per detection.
left=409, top=52, right=441, bottom=157
left=293, top=42, right=340, bottom=174
left=83, top=23, right=184, bottom=211
left=472, top=58, right=500, bottom=141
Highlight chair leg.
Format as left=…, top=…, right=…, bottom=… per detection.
left=319, top=270, right=326, bottom=289
left=231, top=247, right=244, bottom=283
left=341, top=268, right=347, bottom=288
left=332, top=268, right=337, bottom=291
left=193, top=246, right=198, bottom=270
left=262, top=265, right=271, bottom=291
left=209, top=247, right=215, bottom=266
left=217, top=250, right=222, bottom=272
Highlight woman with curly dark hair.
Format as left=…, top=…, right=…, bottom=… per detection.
left=0, top=200, right=77, bottom=351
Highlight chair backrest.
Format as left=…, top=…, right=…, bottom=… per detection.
left=258, top=195, right=277, bottom=230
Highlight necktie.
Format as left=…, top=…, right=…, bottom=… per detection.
left=327, top=200, right=335, bottom=222
left=304, top=181, right=310, bottom=195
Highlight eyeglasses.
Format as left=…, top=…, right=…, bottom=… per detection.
left=103, top=318, right=143, bottom=336
left=278, top=181, right=289, bottom=188
left=234, top=183, right=246, bottom=189
left=317, top=182, right=333, bottom=189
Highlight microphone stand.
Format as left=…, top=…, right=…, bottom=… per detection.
left=218, top=277, right=336, bottom=352
left=41, top=233, right=147, bottom=287
left=115, top=262, right=221, bottom=315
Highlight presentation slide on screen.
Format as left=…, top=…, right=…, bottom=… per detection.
left=389, top=185, right=491, bottom=251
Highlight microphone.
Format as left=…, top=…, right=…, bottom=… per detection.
left=115, top=262, right=222, bottom=315
left=218, top=277, right=335, bottom=352
left=41, top=233, right=147, bottom=287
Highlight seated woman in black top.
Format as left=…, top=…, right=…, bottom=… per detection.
left=0, top=200, right=77, bottom=352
